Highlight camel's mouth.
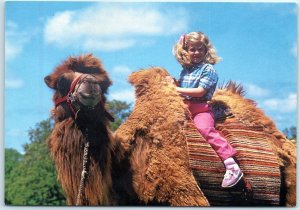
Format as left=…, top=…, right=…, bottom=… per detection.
left=77, top=92, right=101, bottom=108
left=73, top=74, right=103, bottom=108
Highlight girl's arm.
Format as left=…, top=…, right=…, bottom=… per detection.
left=176, top=86, right=207, bottom=97
left=166, top=76, right=207, bottom=97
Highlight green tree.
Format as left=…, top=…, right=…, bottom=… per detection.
left=5, top=118, right=66, bottom=205
left=106, top=99, right=132, bottom=131
left=5, top=148, right=23, bottom=204
left=5, top=148, right=22, bottom=176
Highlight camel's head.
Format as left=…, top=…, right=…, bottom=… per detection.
left=128, top=67, right=171, bottom=97
left=44, top=54, right=113, bottom=122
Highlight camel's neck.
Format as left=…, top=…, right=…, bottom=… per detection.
left=49, top=118, right=113, bottom=205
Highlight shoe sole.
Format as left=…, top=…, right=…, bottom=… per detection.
left=221, top=172, right=244, bottom=188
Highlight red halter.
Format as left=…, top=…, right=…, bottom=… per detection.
left=54, top=74, right=84, bottom=116
left=53, top=73, right=115, bottom=122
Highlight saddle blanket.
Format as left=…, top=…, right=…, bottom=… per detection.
left=184, top=121, right=281, bottom=206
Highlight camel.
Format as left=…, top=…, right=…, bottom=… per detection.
left=45, top=54, right=295, bottom=206
left=44, top=54, right=122, bottom=205
left=115, top=66, right=296, bottom=206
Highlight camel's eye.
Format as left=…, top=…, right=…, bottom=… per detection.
left=56, top=75, right=72, bottom=96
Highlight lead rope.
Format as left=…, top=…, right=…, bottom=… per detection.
left=76, top=129, right=90, bottom=206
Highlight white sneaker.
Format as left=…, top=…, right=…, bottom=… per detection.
left=221, top=166, right=243, bottom=188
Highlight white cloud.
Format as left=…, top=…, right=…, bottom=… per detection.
left=262, top=93, right=296, bottom=113
left=243, top=83, right=270, bottom=97
left=5, top=78, right=24, bottom=89
left=83, top=39, right=136, bottom=51
left=109, top=89, right=135, bottom=103
left=5, top=21, right=30, bottom=60
left=44, top=3, right=188, bottom=51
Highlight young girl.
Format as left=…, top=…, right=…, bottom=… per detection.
left=172, top=31, right=243, bottom=188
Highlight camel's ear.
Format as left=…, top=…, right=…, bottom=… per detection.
left=44, top=75, right=52, bottom=87
left=44, top=75, right=56, bottom=89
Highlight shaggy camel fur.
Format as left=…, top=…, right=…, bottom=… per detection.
left=44, top=54, right=121, bottom=205
left=211, top=83, right=296, bottom=206
left=115, top=67, right=296, bottom=206
left=115, top=67, right=210, bottom=206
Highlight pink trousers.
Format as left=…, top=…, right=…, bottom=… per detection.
left=186, top=101, right=236, bottom=161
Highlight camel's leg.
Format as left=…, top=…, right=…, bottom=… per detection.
left=166, top=172, right=210, bottom=206
left=140, top=165, right=209, bottom=206
left=132, top=169, right=209, bottom=206
left=130, top=138, right=209, bottom=206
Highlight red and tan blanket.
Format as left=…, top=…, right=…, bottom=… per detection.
left=184, top=121, right=281, bottom=206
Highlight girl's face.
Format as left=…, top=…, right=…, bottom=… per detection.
left=186, top=41, right=207, bottom=64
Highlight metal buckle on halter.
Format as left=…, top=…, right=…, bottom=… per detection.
left=68, top=93, right=76, bottom=103
left=68, top=93, right=81, bottom=113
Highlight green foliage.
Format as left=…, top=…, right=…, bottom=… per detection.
left=106, top=99, right=132, bottom=131
left=5, top=148, right=23, bottom=205
left=5, top=148, right=22, bottom=176
left=5, top=118, right=66, bottom=206
left=5, top=99, right=132, bottom=205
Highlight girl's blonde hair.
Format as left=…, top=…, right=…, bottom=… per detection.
left=173, top=31, right=221, bottom=67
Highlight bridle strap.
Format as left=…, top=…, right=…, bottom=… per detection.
left=54, top=74, right=85, bottom=117
left=54, top=74, right=83, bottom=107
left=54, top=95, right=68, bottom=107
left=53, top=73, right=115, bottom=122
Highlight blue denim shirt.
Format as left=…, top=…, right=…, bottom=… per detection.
left=178, top=63, right=218, bottom=101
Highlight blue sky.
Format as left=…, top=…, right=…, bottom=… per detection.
left=5, top=1, right=297, bottom=153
